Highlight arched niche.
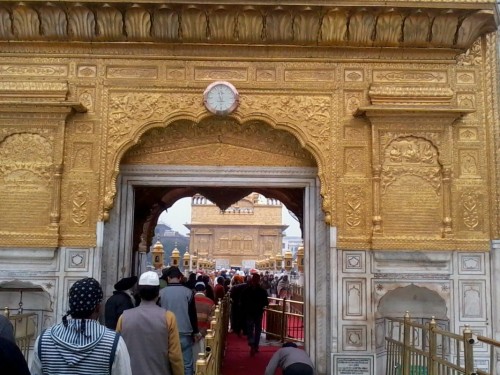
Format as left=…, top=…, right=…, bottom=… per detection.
left=377, top=284, right=448, bottom=319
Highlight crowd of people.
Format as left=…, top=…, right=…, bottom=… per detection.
left=1, top=266, right=312, bottom=375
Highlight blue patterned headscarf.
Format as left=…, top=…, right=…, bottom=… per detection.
left=63, top=278, right=103, bottom=332
left=68, top=277, right=103, bottom=314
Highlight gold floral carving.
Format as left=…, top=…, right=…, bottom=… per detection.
left=284, top=70, right=334, bottom=82
left=460, top=190, right=481, bottom=231
left=71, top=185, right=90, bottom=226
left=238, top=95, right=331, bottom=149
left=457, top=38, right=482, bottom=66
left=458, top=128, right=478, bottom=141
left=77, top=66, right=97, bottom=78
left=194, top=68, right=248, bottom=81
left=345, top=186, right=364, bottom=229
left=122, top=119, right=316, bottom=168
left=0, top=65, right=68, bottom=77
left=373, top=70, right=447, bottom=83
left=106, top=66, right=158, bottom=79
left=104, top=91, right=330, bottom=221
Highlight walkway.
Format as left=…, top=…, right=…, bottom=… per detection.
left=221, top=332, right=281, bottom=375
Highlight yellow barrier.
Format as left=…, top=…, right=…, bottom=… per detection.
left=386, top=312, right=500, bottom=375
left=263, top=297, right=304, bottom=343
left=195, top=295, right=230, bottom=375
left=3, top=307, right=37, bottom=359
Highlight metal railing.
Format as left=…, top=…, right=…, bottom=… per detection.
left=262, top=297, right=304, bottom=343
left=3, top=307, right=37, bottom=360
left=386, top=312, right=500, bottom=375
left=195, top=294, right=230, bottom=375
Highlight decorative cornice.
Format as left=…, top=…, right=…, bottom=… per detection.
left=355, top=106, right=475, bottom=118
left=368, top=84, right=455, bottom=106
left=0, top=2, right=497, bottom=51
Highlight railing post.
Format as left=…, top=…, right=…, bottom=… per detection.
left=463, top=325, right=474, bottom=375
left=280, top=297, right=287, bottom=342
left=428, top=316, right=437, bottom=375
left=402, top=311, right=411, bottom=375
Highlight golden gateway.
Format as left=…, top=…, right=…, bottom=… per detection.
left=0, top=1, right=499, bottom=374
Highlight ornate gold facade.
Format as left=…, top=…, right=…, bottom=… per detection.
left=0, top=1, right=498, bottom=251
left=187, top=194, right=286, bottom=267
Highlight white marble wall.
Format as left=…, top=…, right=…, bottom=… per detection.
left=333, top=248, right=493, bottom=375
left=0, top=244, right=101, bottom=363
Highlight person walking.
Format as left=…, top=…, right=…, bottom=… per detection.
left=213, top=276, right=226, bottom=303
left=192, top=281, right=215, bottom=360
left=31, top=277, right=132, bottom=375
left=264, top=342, right=314, bottom=375
left=277, top=275, right=290, bottom=299
left=116, top=271, right=184, bottom=375
left=160, top=266, right=201, bottom=375
left=105, top=276, right=137, bottom=330
left=241, top=273, right=269, bottom=356
left=229, top=274, right=247, bottom=336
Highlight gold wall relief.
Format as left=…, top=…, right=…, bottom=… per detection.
left=459, top=150, right=480, bottom=178
left=378, top=136, right=446, bottom=238
left=0, top=3, right=497, bottom=251
left=458, top=189, right=485, bottom=233
left=122, top=120, right=316, bottom=168
left=77, top=88, right=95, bottom=113
left=344, top=186, right=366, bottom=234
left=106, top=66, right=158, bottom=80
left=77, top=65, right=97, bottom=78
left=71, top=142, right=93, bottom=170
left=344, top=148, right=366, bottom=176
left=344, top=69, right=364, bottom=83
left=104, top=90, right=331, bottom=222
left=456, top=71, right=476, bottom=85
left=344, top=92, right=364, bottom=116
left=194, top=67, right=248, bottom=81
left=0, top=133, right=54, bottom=238
left=166, top=67, right=186, bottom=81
left=256, top=69, right=276, bottom=82
left=457, top=93, right=476, bottom=109
left=458, top=127, right=478, bottom=142
left=69, top=182, right=90, bottom=227
left=0, top=64, right=68, bottom=78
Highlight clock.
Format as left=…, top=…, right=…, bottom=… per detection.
left=203, top=81, right=239, bottom=115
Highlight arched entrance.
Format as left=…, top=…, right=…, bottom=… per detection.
left=102, top=118, right=333, bottom=372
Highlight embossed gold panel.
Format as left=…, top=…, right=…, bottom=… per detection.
left=0, top=1, right=497, bottom=250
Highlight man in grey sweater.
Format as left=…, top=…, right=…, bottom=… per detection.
left=264, top=342, right=314, bottom=375
left=160, top=266, right=200, bottom=375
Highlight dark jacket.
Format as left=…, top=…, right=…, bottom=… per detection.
left=104, top=291, right=135, bottom=330
left=0, top=337, right=30, bottom=375
left=241, top=285, right=269, bottom=319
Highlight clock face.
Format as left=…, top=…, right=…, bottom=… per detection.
left=204, top=81, right=239, bottom=115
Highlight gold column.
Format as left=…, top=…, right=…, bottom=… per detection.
left=372, top=165, right=382, bottom=234
left=50, top=164, right=63, bottom=228
left=442, top=167, right=452, bottom=237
